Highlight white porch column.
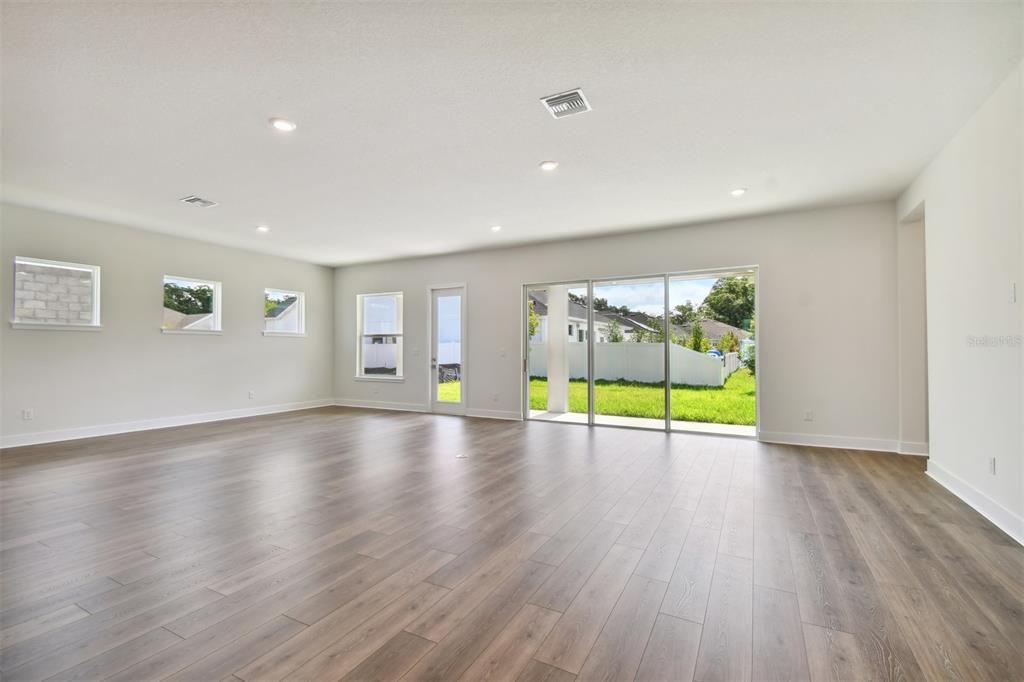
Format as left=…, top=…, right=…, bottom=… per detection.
left=546, top=285, right=570, bottom=413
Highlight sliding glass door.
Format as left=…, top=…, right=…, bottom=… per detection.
left=523, top=268, right=757, bottom=437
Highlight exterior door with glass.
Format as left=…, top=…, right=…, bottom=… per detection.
left=430, top=286, right=465, bottom=415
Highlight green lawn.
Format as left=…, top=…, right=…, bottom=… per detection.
left=529, top=369, right=756, bottom=425
left=437, top=381, right=461, bottom=403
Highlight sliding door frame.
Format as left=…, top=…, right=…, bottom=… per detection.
left=522, top=265, right=760, bottom=438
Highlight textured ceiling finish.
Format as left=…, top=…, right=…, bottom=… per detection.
left=2, top=2, right=1021, bottom=264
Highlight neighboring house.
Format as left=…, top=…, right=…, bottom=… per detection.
left=263, top=296, right=299, bottom=332
left=162, top=308, right=215, bottom=330
left=529, top=293, right=681, bottom=344
left=528, top=294, right=751, bottom=347
left=602, top=311, right=659, bottom=339
left=529, top=291, right=615, bottom=343
left=677, top=318, right=751, bottom=345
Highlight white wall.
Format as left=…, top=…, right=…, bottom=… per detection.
left=335, top=201, right=904, bottom=447
left=898, top=61, right=1023, bottom=541
left=0, top=204, right=335, bottom=446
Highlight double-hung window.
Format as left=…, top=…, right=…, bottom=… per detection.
left=357, top=292, right=403, bottom=378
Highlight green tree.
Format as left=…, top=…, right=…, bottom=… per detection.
left=527, top=300, right=540, bottom=338
left=687, top=320, right=710, bottom=352
left=717, top=330, right=740, bottom=354
left=743, top=348, right=756, bottom=376
left=671, top=301, right=698, bottom=326
left=607, top=318, right=624, bottom=343
left=163, top=283, right=212, bottom=315
left=700, top=277, right=754, bottom=330
left=649, top=317, right=664, bottom=343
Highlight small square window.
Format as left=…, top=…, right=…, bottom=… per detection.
left=357, top=292, right=403, bottom=378
left=12, top=257, right=101, bottom=329
left=264, top=288, right=305, bottom=335
left=162, top=275, right=221, bottom=333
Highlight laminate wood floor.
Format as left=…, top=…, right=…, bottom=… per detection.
left=1, top=407, right=1021, bottom=681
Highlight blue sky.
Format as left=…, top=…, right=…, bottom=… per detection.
left=437, top=294, right=461, bottom=343
left=591, top=278, right=718, bottom=316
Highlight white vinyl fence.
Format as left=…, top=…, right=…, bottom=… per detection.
left=437, top=342, right=461, bottom=365
left=361, top=343, right=397, bottom=370
left=363, top=342, right=461, bottom=372
left=529, top=343, right=741, bottom=387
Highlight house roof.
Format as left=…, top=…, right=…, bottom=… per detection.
left=265, top=297, right=297, bottom=319
left=600, top=312, right=655, bottom=334
left=678, top=318, right=751, bottom=341
left=529, top=292, right=613, bottom=326
left=162, top=308, right=214, bottom=330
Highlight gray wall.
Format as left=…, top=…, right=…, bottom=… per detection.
left=1, top=204, right=335, bottom=444
left=335, top=201, right=906, bottom=450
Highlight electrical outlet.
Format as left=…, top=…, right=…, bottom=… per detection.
left=21, top=408, right=33, bottom=421
left=803, top=410, right=814, bottom=422
left=248, top=391, right=255, bottom=400
left=990, top=457, right=997, bottom=475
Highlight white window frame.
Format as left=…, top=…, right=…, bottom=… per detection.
left=11, top=256, right=102, bottom=331
left=263, top=288, right=306, bottom=337
left=161, top=274, right=222, bottom=334
left=355, top=292, right=404, bottom=381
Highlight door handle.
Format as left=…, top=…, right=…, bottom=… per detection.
left=431, top=358, right=437, bottom=368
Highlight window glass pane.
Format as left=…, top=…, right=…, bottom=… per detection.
left=669, top=273, right=757, bottom=434
left=593, top=276, right=666, bottom=430
left=436, top=294, right=461, bottom=402
left=14, top=258, right=99, bottom=326
left=264, top=289, right=302, bottom=333
left=526, top=283, right=590, bottom=423
left=361, top=335, right=401, bottom=375
left=362, top=294, right=400, bottom=334
left=163, top=275, right=218, bottom=331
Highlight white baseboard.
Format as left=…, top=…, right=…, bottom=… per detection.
left=898, top=440, right=929, bottom=456
left=333, top=399, right=521, bottom=421
left=757, top=431, right=901, bottom=453
left=466, top=408, right=522, bottom=421
left=0, top=399, right=335, bottom=449
left=926, top=460, right=1023, bottom=546
left=333, top=398, right=428, bottom=413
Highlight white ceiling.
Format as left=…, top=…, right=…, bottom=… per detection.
left=2, top=2, right=1021, bottom=265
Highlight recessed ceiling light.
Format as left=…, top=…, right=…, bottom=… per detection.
left=730, top=187, right=747, bottom=197
left=256, top=225, right=270, bottom=233
left=539, top=160, right=559, bottom=171
left=269, top=117, right=297, bottom=133
left=490, top=225, right=502, bottom=232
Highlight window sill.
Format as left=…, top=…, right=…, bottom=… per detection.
left=354, top=375, right=405, bottom=383
left=263, top=331, right=306, bottom=337
left=161, top=329, right=223, bottom=335
left=10, top=322, right=102, bottom=332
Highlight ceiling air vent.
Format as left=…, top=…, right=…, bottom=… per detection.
left=179, top=195, right=218, bottom=208
left=541, top=88, right=591, bottom=119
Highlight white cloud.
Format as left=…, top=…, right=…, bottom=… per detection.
left=592, top=278, right=717, bottom=315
